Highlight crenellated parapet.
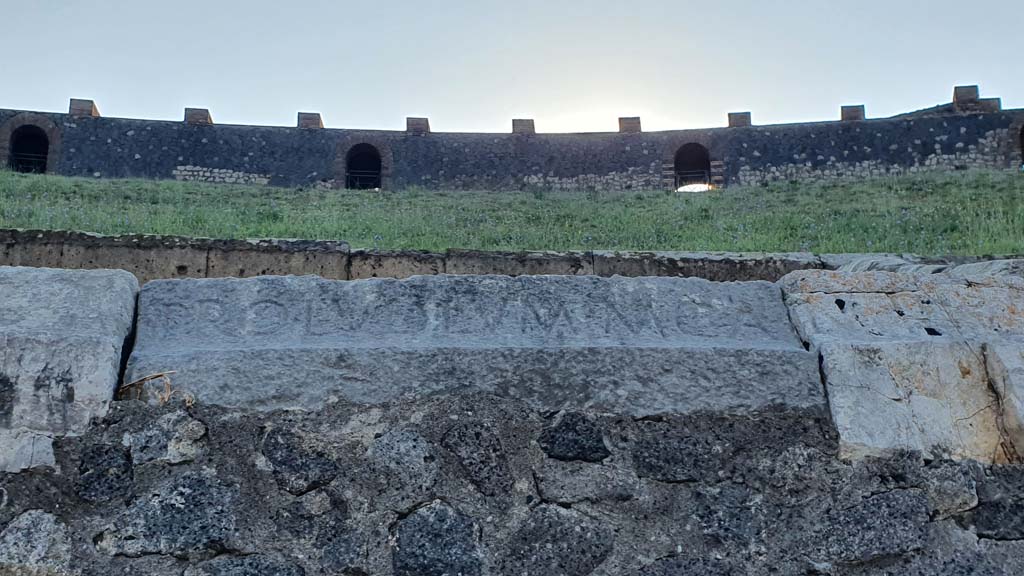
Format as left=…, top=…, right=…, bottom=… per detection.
left=0, top=85, right=1021, bottom=190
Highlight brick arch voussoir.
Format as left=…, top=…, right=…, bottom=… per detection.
left=661, top=136, right=716, bottom=168
left=0, top=112, right=63, bottom=173
left=333, top=137, right=394, bottom=189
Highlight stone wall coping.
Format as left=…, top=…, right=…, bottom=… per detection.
left=3, top=228, right=1023, bottom=284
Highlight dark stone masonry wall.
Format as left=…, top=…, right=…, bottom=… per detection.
left=2, top=103, right=1022, bottom=191
left=3, top=397, right=1024, bottom=575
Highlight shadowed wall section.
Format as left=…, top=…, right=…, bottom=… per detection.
left=0, top=88, right=1020, bottom=191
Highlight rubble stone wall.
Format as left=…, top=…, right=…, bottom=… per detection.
left=2, top=106, right=1022, bottom=190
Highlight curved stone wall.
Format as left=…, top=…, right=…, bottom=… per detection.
left=2, top=102, right=1021, bottom=190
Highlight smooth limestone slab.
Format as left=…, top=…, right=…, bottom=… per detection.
left=0, top=266, right=139, bottom=471
left=782, top=270, right=1024, bottom=463
left=126, top=275, right=824, bottom=416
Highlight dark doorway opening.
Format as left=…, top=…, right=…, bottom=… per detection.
left=345, top=144, right=382, bottom=189
left=1019, top=126, right=1024, bottom=167
left=674, top=143, right=711, bottom=187
left=9, top=125, right=49, bottom=174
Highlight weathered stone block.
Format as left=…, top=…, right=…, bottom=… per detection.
left=0, top=266, right=138, bottom=472
left=782, top=270, right=1024, bottom=462
left=348, top=249, right=444, bottom=279
left=728, top=111, right=752, bottom=127
left=987, top=342, right=1024, bottom=446
left=297, top=112, right=324, bottom=129
left=126, top=275, right=823, bottom=415
left=593, top=250, right=821, bottom=281
left=841, top=105, right=866, bottom=122
left=618, top=117, right=642, bottom=133
left=445, top=249, right=593, bottom=276
left=406, top=117, right=430, bottom=134
left=60, top=232, right=208, bottom=284
left=184, top=108, right=213, bottom=125
left=512, top=118, right=536, bottom=134
left=205, top=238, right=349, bottom=279
left=954, top=85, right=980, bottom=105
left=822, top=340, right=1006, bottom=461
left=0, top=229, right=65, bottom=269
left=783, top=271, right=1024, bottom=348
left=69, top=98, right=100, bottom=118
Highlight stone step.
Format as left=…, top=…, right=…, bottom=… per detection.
left=126, top=275, right=824, bottom=416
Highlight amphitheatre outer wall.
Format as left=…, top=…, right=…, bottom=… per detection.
left=1, top=85, right=1023, bottom=191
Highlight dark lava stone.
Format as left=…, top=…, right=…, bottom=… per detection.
left=76, top=443, right=132, bottom=502
left=391, top=501, right=481, bottom=576
left=538, top=412, right=610, bottom=463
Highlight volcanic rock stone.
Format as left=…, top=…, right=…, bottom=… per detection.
left=538, top=412, right=611, bottom=463
left=391, top=501, right=481, bottom=576
left=183, top=554, right=306, bottom=576
left=94, top=471, right=238, bottom=559
left=123, top=409, right=207, bottom=465
left=0, top=510, right=75, bottom=575
left=126, top=275, right=823, bottom=416
left=0, top=266, right=138, bottom=472
left=496, top=504, right=614, bottom=575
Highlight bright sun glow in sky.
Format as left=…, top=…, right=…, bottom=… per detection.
left=1, top=0, right=1020, bottom=133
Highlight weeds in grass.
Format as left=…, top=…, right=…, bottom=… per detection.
left=0, top=169, right=1021, bottom=255
left=118, top=371, right=194, bottom=407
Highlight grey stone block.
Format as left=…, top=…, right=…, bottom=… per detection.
left=0, top=266, right=138, bottom=472
left=781, top=270, right=1024, bottom=463
left=126, top=275, right=824, bottom=416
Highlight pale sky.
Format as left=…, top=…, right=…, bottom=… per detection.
left=2, top=0, right=1020, bottom=133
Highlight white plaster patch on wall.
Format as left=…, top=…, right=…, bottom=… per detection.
left=521, top=166, right=662, bottom=191
left=172, top=166, right=271, bottom=186
left=737, top=129, right=1015, bottom=186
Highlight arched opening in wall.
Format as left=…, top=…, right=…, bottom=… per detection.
left=8, top=125, right=50, bottom=173
left=1019, top=126, right=1024, bottom=168
left=674, top=143, right=711, bottom=188
left=345, top=144, right=382, bottom=190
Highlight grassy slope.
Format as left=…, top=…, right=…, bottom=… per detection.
left=1, top=169, right=1022, bottom=255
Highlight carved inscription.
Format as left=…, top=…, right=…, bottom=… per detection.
left=144, top=277, right=786, bottom=346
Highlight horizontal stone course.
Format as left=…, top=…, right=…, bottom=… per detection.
left=126, top=274, right=824, bottom=415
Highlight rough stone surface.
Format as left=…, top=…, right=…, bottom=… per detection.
left=445, top=249, right=593, bottom=276
left=1, top=397, right=1023, bottom=574
left=126, top=274, right=823, bottom=416
left=0, top=266, right=138, bottom=472
left=348, top=249, right=445, bottom=279
left=93, top=470, right=239, bottom=559
left=592, top=250, right=822, bottom=281
left=183, top=554, right=306, bottom=576
left=0, top=510, right=75, bottom=575
left=782, top=270, right=1024, bottom=463
left=538, top=412, right=611, bottom=463
left=123, top=409, right=207, bottom=465
left=495, top=504, right=613, bottom=575
left=391, top=501, right=481, bottom=576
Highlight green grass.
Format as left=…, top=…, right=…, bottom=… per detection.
left=1, top=169, right=1022, bottom=255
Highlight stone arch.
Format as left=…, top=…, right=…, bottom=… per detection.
left=345, top=143, right=382, bottom=189
left=9, top=125, right=50, bottom=173
left=0, top=113, right=62, bottom=174
left=333, top=137, right=394, bottom=190
left=673, top=143, right=711, bottom=186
